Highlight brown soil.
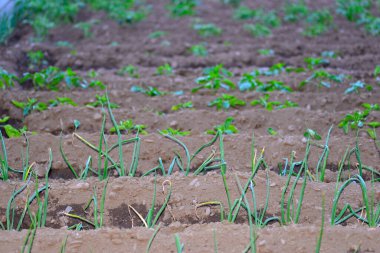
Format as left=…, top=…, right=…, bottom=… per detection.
left=1, top=0, right=380, bottom=252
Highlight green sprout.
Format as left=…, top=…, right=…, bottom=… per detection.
left=283, top=2, right=309, bottom=22
left=171, top=101, right=193, bottom=111
left=303, top=9, right=334, bottom=37
left=87, top=0, right=151, bottom=24
left=238, top=74, right=292, bottom=93
left=299, top=70, right=347, bottom=88
left=233, top=6, right=256, bottom=20
left=336, top=0, right=371, bottom=22
left=304, top=57, right=329, bottom=70
left=3, top=125, right=28, bottom=138
left=374, top=65, right=380, bottom=83
left=74, top=20, right=98, bottom=38
left=116, top=65, right=140, bottom=78
left=192, top=64, right=235, bottom=92
left=23, top=0, right=82, bottom=40
left=48, top=97, right=78, bottom=107
left=304, top=128, right=322, bottom=140
left=63, top=179, right=109, bottom=229
left=20, top=66, right=105, bottom=91
left=109, top=119, right=147, bottom=135
left=12, top=98, right=48, bottom=117
left=128, top=178, right=172, bottom=228
left=155, top=63, right=173, bottom=76
left=221, top=0, right=242, bottom=7
left=160, top=128, right=190, bottom=136
left=130, top=85, right=165, bottom=96
left=206, top=117, right=239, bottom=135
left=167, top=0, right=198, bottom=17
left=175, top=234, right=184, bottom=252
left=244, top=23, right=272, bottom=37
left=338, top=103, right=380, bottom=134
left=0, top=68, right=16, bottom=89
left=27, top=50, right=47, bottom=70
left=189, top=43, right=208, bottom=57
left=267, top=127, right=278, bottom=136
left=148, top=30, right=167, bottom=39
left=258, top=49, right=274, bottom=56
left=344, top=80, right=372, bottom=94
left=192, top=22, right=222, bottom=37
left=86, top=94, right=120, bottom=109
left=365, top=17, right=380, bottom=36
left=250, top=94, right=298, bottom=111
left=208, top=94, right=246, bottom=110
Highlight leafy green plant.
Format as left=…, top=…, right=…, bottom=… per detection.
left=258, top=48, right=274, bottom=56
left=171, top=101, right=193, bottom=111
left=27, top=50, right=47, bottom=70
left=56, top=41, right=74, bottom=48
left=250, top=94, right=298, bottom=111
left=233, top=6, right=256, bottom=20
left=189, top=43, right=208, bottom=57
left=304, top=57, right=329, bottom=70
left=299, top=70, right=347, bottom=88
left=110, top=119, right=147, bottom=135
left=0, top=67, right=17, bottom=89
left=148, top=30, right=167, bottom=39
left=267, top=127, right=278, bottom=136
left=364, top=17, right=380, bottom=36
left=3, top=125, right=28, bottom=138
left=85, top=94, right=120, bottom=109
left=21, top=66, right=105, bottom=91
left=206, top=117, right=239, bottom=135
left=160, top=128, right=190, bottom=136
left=208, top=94, right=246, bottom=110
left=22, top=0, right=83, bottom=40
left=303, top=9, right=334, bottom=37
left=338, top=103, right=380, bottom=134
left=244, top=23, right=272, bottom=37
left=283, top=2, right=309, bottom=22
left=220, top=0, right=242, bottom=7
left=253, top=62, right=288, bottom=76
left=12, top=98, right=48, bottom=117
left=86, top=0, right=151, bottom=24
left=74, top=20, right=98, bottom=38
left=155, top=63, right=173, bottom=76
left=116, top=65, right=140, bottom=78
left=192, top=64, right=235, bottom=92
left=344, top=80, right=372, bottom=94
left=192, top=22, right=222, bottom=37
left=48, top=97, right=78, bottom=107
left=375, top=65, right=380, bottom=83
left=336, top=0, right=371, bottom=22
left=131, top=85, right=165, bottom=96
left=167, top=0, right=198, bottom=17
left=238, top=74, right=292, bottom=93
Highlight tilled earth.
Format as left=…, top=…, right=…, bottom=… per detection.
left=0, top=0, right=380, bottom=252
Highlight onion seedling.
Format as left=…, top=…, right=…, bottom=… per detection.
left=63, top=179, right=109, bottom=229
left=129, top=178, right=172, bottom=228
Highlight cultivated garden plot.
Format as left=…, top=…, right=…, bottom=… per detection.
left=0, top=0, right=380, bottom=252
